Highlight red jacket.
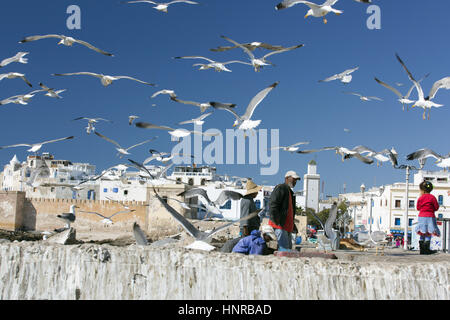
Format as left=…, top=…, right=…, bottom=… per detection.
left=416, top=193, right=439, bottom=218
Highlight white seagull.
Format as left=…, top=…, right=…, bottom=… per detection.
left=0, top=89, right=44, bottom=106
left=39, top=82, right=67, bottom=99
left=73, top=117, right=112, bottom=134
left=174, top=56, right=251, bottom=72
left=57, top=205, right=79, bottom=229
left=123, top=0, right=199, bottom=13
left=271, top=141, right=311, bottom=152
left=143, top=149, right=194, bottom=165
left=396, top=53, right=450, bottom=120
left=406, top=148, right=443, bottom=169
left=129, top=115, right=140, bottom=126
left=135, top=122, right=220, bottom=140
left=374, top=73, right=429, bottom=111
left=0, top=72, right=32, bottom=87
left=210, top=42, right=292, bottom=52
left=220, top=35, right=304, bottom=72
left=319, top=67, right=359, bottom=84
left=179, top=112, right=213, bottom=126
left=0, top=136, right=74, bottom=153
left=275, top=0, right=343, bottom=24
left=80, top=209, right=135, bottom=227
left=0, top=52, right=29, bottom=68
left=171, top=96, right=236, bottom=113
left=53, top=72, right=156, bottom=87
left=151, top=89, right=176, bottom=99
left=345, top=145, right=390, bottom=167
left=94, top=131, right=157, bottom=157
left=19, top=34, right=114, bottom=56
left=298, top=146, right=374, bottom=164
left=212, top=82, right=279, bottom=134
left=343, top=91, right=383, bottom=102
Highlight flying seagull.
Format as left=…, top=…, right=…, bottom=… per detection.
left=174, top=56, right=251, bottom=72
left=135, top=122, right=220, bottom=140
left=343, top=91, right=383, bottom=102
left=406, top=148, right=443, bottom=169
left=319, top=67, right=359, bottom=84
left=129, top=115, right=140, bottom=126
left=275, top=0, right=343, bottom=24
left=154, top=187, right=261, bottom=250
left=0, top=136, right=74, bottom=153
left=178, top=188, right=244, bottom=208
left=133, top=222, right=149, bottom=245
left=22, top=164, right=51, bottom=188
left=210, top=41, right=291, bottom=53
left=39, top=82, right=66, bottom=99
left=73, top=117, right=112, bottom=134
left=171, top=96, right=236, bottom=113
left=53, top=72, right=156, bottom=87
left=374, top=73, right=429, bottom=111
left=396, top=53, right=450, bottom=120
left=0, top=52, right=29, bottom=68
left=151, top=89, right=176, bottom=99
left=57, top=205, right=79, bottom=229
left=0, top=72, right=32, bottom=87
left=128, top=159, right=175, bottom=181
left=298, top=146, right=374, bottom=164
left=80, top=209, right=135, bottom=226
left=179, top=112, right=213, bottom=126
left=0, top=89, right=45, bottom=106
left=143, top=149, right=194, bottom=165
left=123, top=0, right=199, bottom=13
left=271, top=141, right=311, bottom=152
left=19, top=34, right=113, bottom=56
left=94, top=131, right=157, bottom=157
left=212, top=82, right=279, bottom=133
left=344, top=145, right=391, bottom=167
left=220, top=35, right=304, bottom=72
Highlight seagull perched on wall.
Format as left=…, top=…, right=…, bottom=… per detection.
left=53, top=72, right=156, bottom=87
left=319, top=67, right=359, bottom=84
left=396, top=53, right=450, bottom=120
left=57, top=205, right=79, bottom=229
left=171, top=96, right=236, bottom=113
left=94, top=131, right=157, bottom=157
left=275, top=0, right=343, bottom=24
left=122, top=0, right=199, bottom=13
left=0, top=52, right=29, bottom=68
left=19, top=34, right=114, bottom=56
left=0, top=136, right=74, bottom=153
left=174, top=56, right=252, bottom=72
left=212, top=82, right=279, bottom=135
left=220, top=35, right=304, bottom=72
left=0, top=72, right=32, bottom=87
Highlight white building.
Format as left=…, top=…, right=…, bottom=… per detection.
left=303, top=160, right=320, bottom=213
left=340, top=170, right=450, bottom=238
left=169, top=165, right=217, bottom=186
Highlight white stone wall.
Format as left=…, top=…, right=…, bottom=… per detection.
left=0, top=242, right=448, bottom=300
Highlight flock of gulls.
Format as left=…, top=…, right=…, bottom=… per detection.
left=1, top=0, right=450, bottom=249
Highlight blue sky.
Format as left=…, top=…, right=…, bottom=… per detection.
left=0, top=0, right=449, bottom=196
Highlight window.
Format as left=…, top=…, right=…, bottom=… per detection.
left=162, top=196, right=168, bottom=204
left=113, top=188, right=119, bottom=193
left=188, top=178, right=194, bottom=186
left=395, top=200, right=401, bottom=208
left=255, top=200, right=261, bottom=209
left=438, top=195, right=443, bottom=206
left=438, top=213, right=443, bottom=219
left=395, top=218, right=401, bottom=226
left=124, top=190, right=128, bottom=196
left=409, top=218, right=413, bottom=226
left=220, top=200, right=231, bottom=210
left=409, top=200, right=415, bottom=209
left=103, top=188, right=108, bottom=193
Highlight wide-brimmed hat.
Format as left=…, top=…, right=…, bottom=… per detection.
left=261, top=225, right=277, bottom=241
left=245, top=180, right=262, bottom=196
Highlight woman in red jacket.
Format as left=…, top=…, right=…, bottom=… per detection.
left=415, top=181, right=440, bottom=254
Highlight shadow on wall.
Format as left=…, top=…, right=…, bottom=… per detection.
left=20, top=199, right=37, bottom=231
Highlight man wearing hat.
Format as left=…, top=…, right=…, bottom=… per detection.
left=268, top=170, right=300, bottom=250
left=240, top=179, right=263, bottom=237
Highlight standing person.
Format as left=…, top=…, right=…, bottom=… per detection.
left=240, top=180, right=263, bottom=237
left=416, top=181, right=440, bottom=255
left=268, top=170, right=300, bottom=250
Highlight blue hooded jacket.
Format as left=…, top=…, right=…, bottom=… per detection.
left=232, top=230, right=267, bottom=255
